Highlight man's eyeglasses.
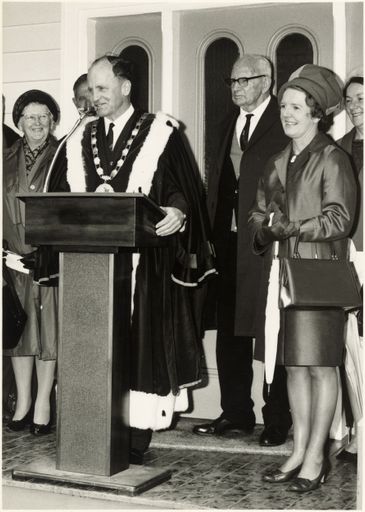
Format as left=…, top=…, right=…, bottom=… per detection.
left=21, top=114, right=51, bottom=123
left=224, top=75, right=266, bottom=88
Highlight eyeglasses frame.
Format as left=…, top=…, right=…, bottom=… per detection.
left=20, top=112, right=52, bottom=124
left=224, top=74, right=267, bottom=88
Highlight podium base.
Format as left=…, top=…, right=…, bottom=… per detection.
left=12, top=457, right=172, bottom=496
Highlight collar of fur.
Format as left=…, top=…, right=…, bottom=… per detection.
left=66, top=111, right=179, bottom=194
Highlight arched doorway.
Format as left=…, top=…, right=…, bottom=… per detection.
left=276, top=33, right=314, bottom=90
left=204, top=37, right=239, bottom=183
left=120, top=45, right=149, bottom=111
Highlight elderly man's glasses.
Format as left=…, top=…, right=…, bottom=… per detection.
left=224, top=75, right=266, bottom=87
left=21, top=113, right=51, bottom=123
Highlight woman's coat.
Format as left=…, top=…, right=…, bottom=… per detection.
left=249, top=132, right=357, bottom=361
left=3, top=137, right=59, bottom=359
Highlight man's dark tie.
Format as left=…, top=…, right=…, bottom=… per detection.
left=106, top=122, right=115, bottom=152
left=239, top=114, right=253, bottom=151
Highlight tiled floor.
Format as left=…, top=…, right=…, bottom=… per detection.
left=2, top=418, right=358, bottom=510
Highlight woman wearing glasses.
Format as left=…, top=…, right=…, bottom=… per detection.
left=3, top=90, right=59, bottom=436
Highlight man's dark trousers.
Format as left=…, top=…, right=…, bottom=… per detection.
left=216, top=232, right=290, bottom=429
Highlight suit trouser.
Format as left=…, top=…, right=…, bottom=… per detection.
left=216, top=232, right=291, bottom=429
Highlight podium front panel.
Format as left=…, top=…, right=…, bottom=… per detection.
left=57, top=252, right=130, bottom=476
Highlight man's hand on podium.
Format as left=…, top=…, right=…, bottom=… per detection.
left=155, top=207, right=186, bottom=236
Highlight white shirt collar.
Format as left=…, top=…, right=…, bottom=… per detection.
left=239, top=95, right=271, bottom=120
left=104, top=105, right=135, bottom=148
left=236, top=95, right=271, bottom=144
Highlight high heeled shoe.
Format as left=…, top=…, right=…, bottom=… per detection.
left=288, top=460, right=331, bottom=492
left=30, top=420, right=52, bottom=436
left=7, top=407, right=33, bottom=432
left=262, top=464, right=302, bottom=483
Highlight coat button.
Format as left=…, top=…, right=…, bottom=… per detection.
left=30, top=184, right=35, bottom=190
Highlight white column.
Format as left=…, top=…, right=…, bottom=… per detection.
left=161, top=8, right=174, bottom=114
left=332, top=2, right=347, bottom=139
left=60, top=4, right=92, bottom=135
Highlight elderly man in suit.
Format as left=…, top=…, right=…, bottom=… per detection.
left=194, top=54, right=291, bottom=446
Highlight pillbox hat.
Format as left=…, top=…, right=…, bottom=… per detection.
left=278, top=64, right=343, bottom=116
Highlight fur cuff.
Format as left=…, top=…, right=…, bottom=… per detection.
left=129, top=388, right=188, bottom=430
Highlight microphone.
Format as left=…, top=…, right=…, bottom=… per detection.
left=78, top=106, right=97, bottom=117
left=43, top=108, right=98, bottom=192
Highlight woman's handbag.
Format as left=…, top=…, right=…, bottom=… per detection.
left=279, top=236, right=362, bottom=310
left=3, top=263, right=27, bottom=349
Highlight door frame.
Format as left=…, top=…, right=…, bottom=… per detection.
left=60, top=1, right=347, bottom=140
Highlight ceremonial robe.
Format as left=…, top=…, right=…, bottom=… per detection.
left=48, top=110, right=215, bottom=429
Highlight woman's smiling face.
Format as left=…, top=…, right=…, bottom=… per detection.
left=19, top=102, right=53, bottom=147
left=345, top=82, right=363, bottom=132
left=280, top=88, right=319, bottom=141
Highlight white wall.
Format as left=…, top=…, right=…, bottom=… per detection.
left=2, top=2, right=62, bottom=137
left=94, top=13, right=162, bottom=113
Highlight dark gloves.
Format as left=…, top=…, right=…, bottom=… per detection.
left=20, top=250, right=37, bottom=270
left=256, top=203, right=300, bottom=246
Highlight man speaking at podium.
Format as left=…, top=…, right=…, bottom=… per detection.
left=47, top=55, right=215, bottom=464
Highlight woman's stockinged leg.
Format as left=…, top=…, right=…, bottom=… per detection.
left=299, top=366, right=338, bottom=480
left=280, top=366, right=311, bottom=472
left=11, top=356, right=34, bottom=420
left=33, top=358, right=56, bottom=425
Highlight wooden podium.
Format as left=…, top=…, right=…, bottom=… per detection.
left=12, top=193, right=172, bottom=495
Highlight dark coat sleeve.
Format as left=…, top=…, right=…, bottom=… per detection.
left=150, top=129, right=216, bottom=286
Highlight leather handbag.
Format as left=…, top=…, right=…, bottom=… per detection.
left=279, top=236, right=362, bottom=311
left=3, top=263, right=27, bottom=349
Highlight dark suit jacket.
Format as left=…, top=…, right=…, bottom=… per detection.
left=207, top=96, right=288, bottom=337
left=337, top=127, right=363, bottom=250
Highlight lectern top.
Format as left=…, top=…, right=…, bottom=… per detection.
left=17, top=192, right=165, bottom=216
left=18, top=192, right=167, bottom=249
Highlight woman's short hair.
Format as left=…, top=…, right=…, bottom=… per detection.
left=343, top=76, right=363, bottom=98
left=288, top=85, right=324, bottom=119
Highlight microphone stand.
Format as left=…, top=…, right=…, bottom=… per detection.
left=43, top=109, right=97, bottom=192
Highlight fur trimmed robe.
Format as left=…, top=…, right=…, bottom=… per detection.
left=46, top=110, right=215, bottom=429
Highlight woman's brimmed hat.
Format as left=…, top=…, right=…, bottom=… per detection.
left=278, top=64, right=343, bottom=116
left=12, top=89, right=59, bottom=126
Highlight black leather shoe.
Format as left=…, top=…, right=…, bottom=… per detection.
left=193, top=415, right=254, bottom=436
left=288, top=460, right=331, bottom=492
left=260, top=425, right=288, bottom=446
left=130, top=448, right=144, bottom=465
left=262, top=464, right=301, bottom=483
left=30, top=421, right=52, bottom=436
left=7, top=407, right=33, bottom=432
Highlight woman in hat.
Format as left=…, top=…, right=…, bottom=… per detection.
left=249, top=65, right=357, bottom=491
left=336, top=72, right=363, bottom=464
left=3, top=90, right=60, bottom=435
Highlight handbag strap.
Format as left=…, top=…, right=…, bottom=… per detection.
left=293, top=234, right=338, bottom=260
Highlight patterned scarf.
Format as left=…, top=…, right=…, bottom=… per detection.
left=23, top=137, right=49, bottom=174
